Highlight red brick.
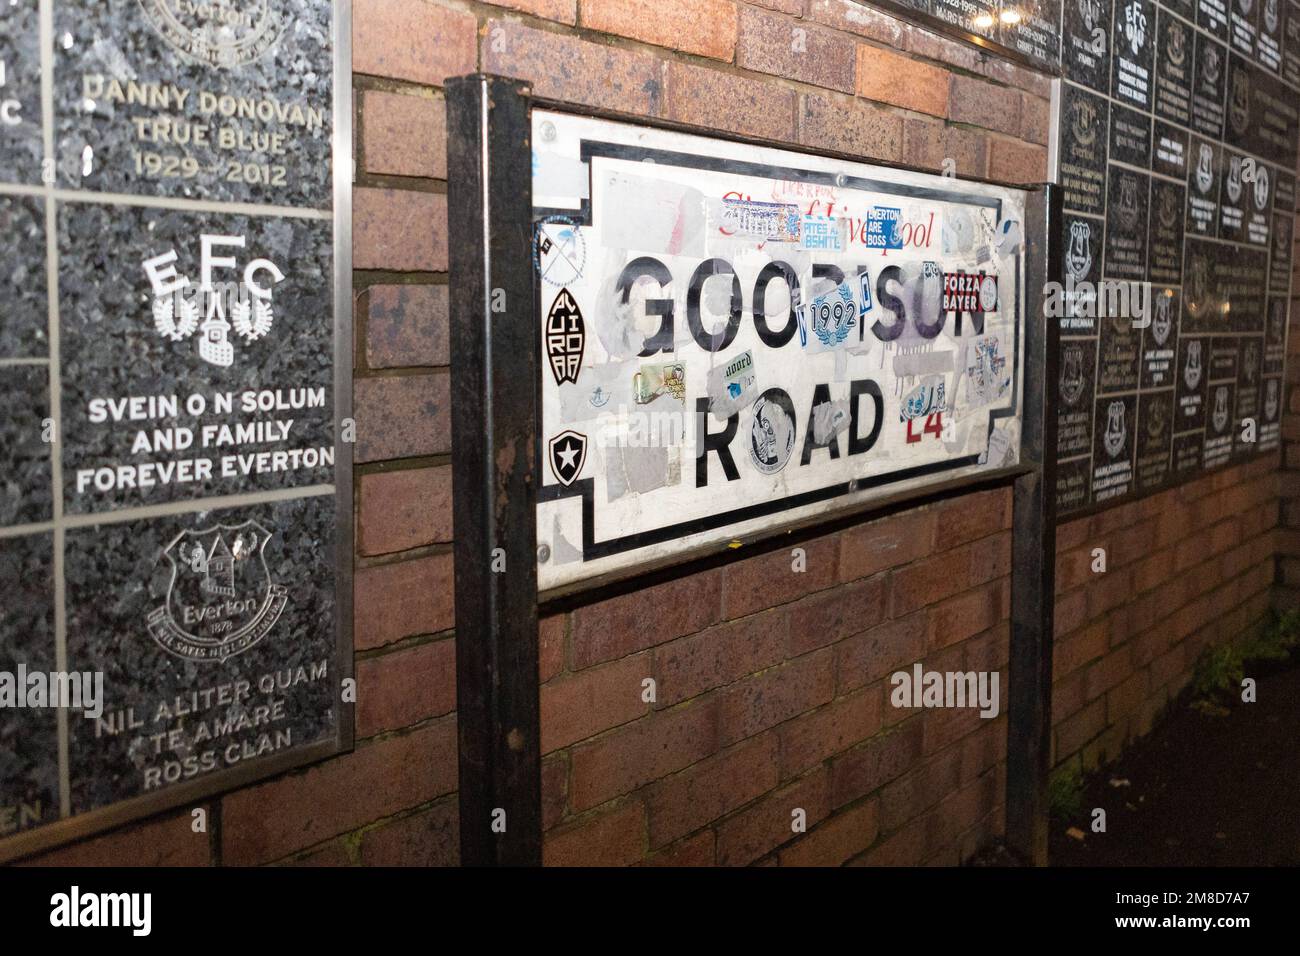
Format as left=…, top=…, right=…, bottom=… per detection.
left=360, top=798, right=458, bottom=865
left=222, top=718, right=457, bottom=864
left=878, top=747, right=962, bottom=830
left=483, top=20, right=665, bottom=118
left=987, top=138, right=1048, bottom=184
left=653, top=608, right=787, bottom=707
left=354, top=0, right=476, bottom=85
left=1052, top=620, right=1109, bottom=678
left=541, top=652, right=651, bottom=752
left=737, top=7, right=856, bottom=93
left=357, top=466, right=452, bottom=556
left=788, top=574, right=886, bottom=655
left=981, top=57, right=1053, bottom=98
left=779, top=688, right=883, bottom=777
left=779, top=797, right=879, bottom=866
left=665, top=60, right=795, bottom=141
left=901, top=117, right=988, bottom=177
left=19, top=809, right=211, bottom=866
left=838, top=508, right=936, bottom=582
left=479, top=0, right=577, bottom=23
left=856, top=44, right=949, bottom=117
left=835, top=612, right=928, bottom=693
left=905, top=25, right=983, bottom=70
left=1054, top=697, right=1105, bottom=758
left=539, top=613, right=566, bottom=682
left=583, top=0, right=737, bottom=61
left=364, top=284, right=449, bottom=370
left=829, top=718, right=924, bottom=807
left=354, top=188, right=446, bottom=271
left=283, top=840, right=353, bottom=866
left=544, top=801, right=645, bottom=866
left=799, top=92, right=903, bottom=163
left=542, top=753, right=568, bottom=830
left=855, top=812, right=925, bottom=865
left=928, top=579, right=1007, bottom=652
left=353, top=372, right=451, bottom=462
left=929, top=487, right=1010, bottom=546
left=724, top=535, right=838, bottom=617
left=356, top=637, right=456, bottom=736
left=1020, top=92, right=1050, bottom=145
left=888, top=544, right=973, bottom=616
left=362, top=90, right=446, bottom=179
left=719, top=648, right=835, bottom=745
left=806, top=0, right=903, bottom=43
left=639, top=829, right=716, bottom=866
left=715, top=768, right=830, bottom=865
left=354, top=552, right=454, bottom=650
left=569, top=698, right=720, bottom=810
left=647, top=733, right=779, bottom=847
left=571, top=568, right=723, bottom=668
left=923, top=771, right=997, bottom=856
left=948, top=76, right=1021, bottom=137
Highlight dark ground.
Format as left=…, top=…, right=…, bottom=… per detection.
left=1048, top=661, right=1300, bottom=866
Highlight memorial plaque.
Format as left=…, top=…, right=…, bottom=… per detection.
left=0, top=0, right=42, bottom=186
left=1152, top=118, right=1190, bottom=179
left=1217, top=149, right=1248, bottom=242
left=1061, top=212, right=1106, bottom=335
left=532, top=110, right=1027, bottom=592
left=1060, top=82, right=1110, bottom=218
left=1059, top=339, right=1100, bottom=457
left=1203, top=380, right=1235, bottom=466
left=1264, top=296, right=1287, bottom=374
left=1172, top=428, right=1205, bottom=473
left=1148, top=178, right=1185, bottom=282
left=1109, top=101, right=1153, bottom=168
left=1175, top=334, right=1209, bottom=430
left=1242, top=157, right=1272, bottom=245
left=1259, top=375, right=1283, bottom=448
left=1228, top=0, right=1260, bottom=57
left=1274, top=168, right=1296, bottom=211
left=1098, top=312, right=1143, bottom=392
left=1185, top=137, right=1221, bottom=236
left=1135, top=389, right=1174, bottom=491
left=1103, top=166, right=1149, bottom=280
left=1057, top=455, right=1094, bottom=511
left=1141, top=286, right=1181, bottom=387
left=1190, top=32, right=1227, bottom=138
left=1198, top=0, right=1231, bottom=39
left=999, top=2, right=1063, bottom=66
left=1268, top=214, right=1293, bottom=295
left=1232, top=334, right=1263, bottom=455
left=0, top=0, right=350, bottom=861
left=1091, top=393, right=1136, bottom=501
left=1112, top=0, right=1157, bottom=110
left=1257, top=0, right=1284, bottom=72
left=1154, top=9, right=1195, bottom=126
left=1063, top=0, right=1114, bottom=91
left=1284, top=0, right=1300, bottom=86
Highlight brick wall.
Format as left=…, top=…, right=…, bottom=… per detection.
left=1276, top=224, right=1300, bottom=603
left=19, top=0, right=1288, bottom=867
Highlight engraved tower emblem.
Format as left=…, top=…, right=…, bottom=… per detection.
left=1103, top=401, right=1127, bottom=457
left=1080, top=0, right=1103, bottom=33
left=1071, top=97, right=1098, bottom=148
left=1229, top=72, right=1251, bottom=135
left=147, top=520, right=289, bottom=662
left=1184, top=340, right=1203, bottom=390
left=1196, top=145, right=1214, bottom=194
left=1265, top=378, right=1279, bottom=421
left=138, top=0, right=288, bottom=69
left=1147, top=395, right=1168, bottom=439
left=1265, top=0, right=1279, bottom=32
left=1253, top=166, right=1270, bottom=211
left=1167, top=20, right=1186, bottom=66
left=1117, top=174, right=1140, bottom=230
left=1202, top=44, right=1221, bottom=87
left=1152, top=293, right=1172, bottom=346
left=1227, top=156, right=1243, bottom=204
left=1060, top=346, right=1086, bottom=406
left=1212, top=385, right=1229, bottom=432
left=1066, top=220, right=1093, bottom=280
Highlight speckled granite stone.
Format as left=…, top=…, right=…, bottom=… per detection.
left=0, top=364, right=52, bottom=526
left=0, top=0, right=44, bottom=186
left=65, top=494, right=337, bottom=812
left=0, top=532, right=60, bottom=836
left=53, top=0, right=333, bottom=208
left=0, top=195, right=49, bottom=358
left=58, top=202, right=335, bottom=513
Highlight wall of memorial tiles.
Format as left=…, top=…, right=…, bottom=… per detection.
left=1053, top=0, right=1298, bottom=514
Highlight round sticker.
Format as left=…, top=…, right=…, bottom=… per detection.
left=978, top=275, right=998, bottom=313
left=533, top=215, right=586, bottom=286
left=748, top=389, right=797, bottom=476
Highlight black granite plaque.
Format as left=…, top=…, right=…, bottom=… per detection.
left=1172, top=430, right=1204, bottom=473
left=0, top=0, right=43, bottom=186
left=1274, top=169, right=1296, bottom=211
left=1135, top=388, right=1174, bottom=492
left=1148, top=179, right=1185, bottom=283
left=1198, top=0, right=1232, bottom=39
left=1060, top=83, right=1110, bottom=217
left=1259, top=375, right=1283, bottom=448
left=1209, top=336, right=1240, bottom=380
left=1098, top=311, right=1143, bottom=392
left=1257, top=0, right=1284, bottom=72
left=1190, top=32, right=1228, bottom=138
left=1064, top=0, right=1115, bottom=91
left=53, top=0, right=333, bottom=209
left=1142, top=286, right=1181, bottom=387
left=1232, top=60, right=1300, bottom=168
left=1154, top=8, right=1195, bottom=126
left=1269, top=213, right=1293, bottom=295
left=1152, top=119, right=1190, bottom=179
left=931, top=0, right=999, bottom=40
left=999, top=2, right=1063, bottom=66
left=1103, top=166, right=1150, bottom=279
left=1059, top=338, right=1100, bottom=457
left=1217, top=149, right=1249, bottom=242
left=1228, top=0, right=1260, bottom=57
left=1057, top=456, right=1094, bottom=511
left=1242, top=158, right=1272, bottom=245
left=1110, top=101, right=1153, bottom=167
left=0, top=365, right=52, bottom=527
left=1092, top=393, right=1137, bottom=501
left=1232, top=334, right=1263, bottom=455
left=1284, top=0, right=1300, bottom=86
left=1264, top=296, right=1287, bottom=374
left=1165, top=0, right=1198, bottom=19
left=1185, top=137, right=1221, bottom=236
left=1062, top=212, right=1107, bottom=334
left=1175, top=334, right=1209, bottom=430
left=1112, top=0, right=1157, bottom=109
left=0, top=194, right=47, bottom=358
left=1203, top=380, right=1236, bottom=466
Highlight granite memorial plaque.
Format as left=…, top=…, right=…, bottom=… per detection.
left=1112, top=0, right=1157, bottom=110
left=1264, top=296, right=1287, bottom=374
left=1152, top=118, right=1190, bottom=179
left=1175, top=334, right=1209, bottom=431
left=1060, top=82, right=1110, bottom=217
left=1062, top=212, right=1106, bottom=334
left=1059, top=339, right=1101, bottom=458
left=1091, top=393, right=1137, bottom=501
left=1109, top=101, right=1154, bottom=168
left=1284, top=0, right=1300, bottom=85
left=1063, top=0, right=1114, bottom=91
left=1103, top=166, right=1150, bottom=279
left=1135, top=389, right=1175, bottom=491
left=1190, top=32, right=1227, bottom=138
left=1228, top=0, right=1260, bottom=57
left=1057, top=456, right=1094, bottom=511
left=1098, top=311, right=1143, bottom=392
left=1141, top=287, right=1181, bottom=387
left=1268, top=214, right=1292, bottom=295
left=1218, top=149, right=1249, bottom=242
left=1232, top=335, right=1263, bottom=455
left=1148, top=178, right=1185, bottom=282
left=1154, top=9, right=1195, bottom=126
left=1198, top=0, right=1231, bottom=39
left=1260, top=375, right=1282, bottom=448
left=1257, top=0, right=1284, bottom=73
left=1203, top=381, right=1235, bottom=466
left=1185, top=137, right=1221, bottom=236
left=0, top=0, right=350, bottom=863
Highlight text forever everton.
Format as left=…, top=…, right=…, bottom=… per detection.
left=611, top=255, right=998, bottom=482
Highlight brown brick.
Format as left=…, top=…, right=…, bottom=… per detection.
left=829, top=718, right=923, bottom=807
left=724, top=535, right=838, bottom=617
left=1054, top=697, right=1105, bottom=758
left=541, top=652, right=651, bottom=752
left=1020, top=92, right=1050, bottom=145
left=354, top=552, right=454, bottom=649
left=838, top=508, right=936, bottom=582
left=716, top=768, right=830, bottom=865
left=647, top=733, right=780, bottom=847
left=856, top=44, right=948, bottom=117
left=981, top=57, right=1052, bottom=98
left=354, top=0, right=476, bottom=85
left=948, top=76, right=1021, bottom=136
left=570, top=698, right=720, bottom=809
left=905, top=26, right=983, bottom=70
left=364, top=284, right=449, bottom=370
left=737, top=7, right=856, bottom=93
left=539, top=613, right=567, bottom=682
left=360, top=798, right=458, bottom=865
left=639, top=829, right=716, bottom=865
left=356, top=637, right=456, bottom=736
left=835, top=611, right=928, bottom=693
left=544, top=801, right=646, bottom=866
left=653, top=608, right=787, bottom=707
left=788, top=574, right=887, bottom=655
left=357, top=466, right=452, bottom=556
left=928, top=579, right=1007, bottom=652
left=222, top=717, right=457, bottom=864
left=542, top=753, right=568, bottom=829
left=353, top=372, right=450, bottom=462
left=571, top=568, right=723, bottom=668
left=480, top=0, right=577, bottom=23
left=854, top=811, right=925, bottom=865
left=748, top=0, right=803, bottom=12
left=799, top=92, right=903, bottom=164
left=889, top=544, right=973, bottom=617
left=779, top=797, right=878, bottom=865
left=362, top=90, right=446, bottom=179
left=878, top=747, right=962, bottom=829
left=283, top=840, right=353, bottom=866
left=354, top=188, right=446, bottom=272
left=719, top=648, right=835, bottom=745
left=968, top=530, right=1011, bottom=587
left=987, top=137, right=1048, bottom=184
left=779, top=688, right=883, bottom=777
left=483, top=19, right=665, bottom=117
left=666, top=60, right=795, bottom=141
left=583, top=0, right=737, bottom=61
left=806, top=0, right=905, bottom=45
left=1052, top=620, right=1109, bottom=678
left=930, top=487, right=1010, bottom=544
left=19, top=809, right=211, bottom=866
left=901, top=117, right=988, bottom=177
